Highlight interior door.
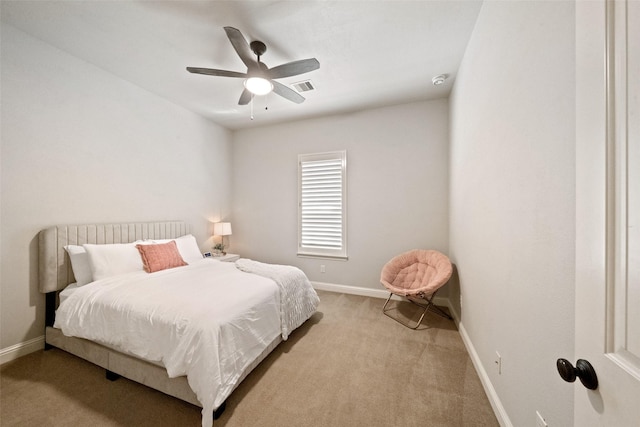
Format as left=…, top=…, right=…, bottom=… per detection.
left=575, top=0, right=640, bottom=425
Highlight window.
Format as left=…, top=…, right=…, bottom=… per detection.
left=298, top=151, right=347, bottom=259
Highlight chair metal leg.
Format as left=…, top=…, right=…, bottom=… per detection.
left=425, top=301, right=453, bottom=320
left=382, top=291, right=452, bottom=329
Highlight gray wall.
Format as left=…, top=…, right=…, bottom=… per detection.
left=231, top=100, right=450, bottom=291
left=449, top=1, right=575, bottom=426
left=0, top=25, right=232, bottom=350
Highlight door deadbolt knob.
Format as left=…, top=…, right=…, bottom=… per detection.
left=556, top=358, right=598, bottom=390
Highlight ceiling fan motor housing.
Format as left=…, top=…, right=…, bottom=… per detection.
left=250, top=41, right=267, bottom=57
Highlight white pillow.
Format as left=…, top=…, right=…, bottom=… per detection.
left=175, top=235, right=204, bottom=263
left=83, top=243, right=144, bottom=281
left=153, top=234, right=203, bottom=264
left=64, top=245, right=93, bottom=286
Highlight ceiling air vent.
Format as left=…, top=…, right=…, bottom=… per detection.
left=292, top=80, right=315, bottom=93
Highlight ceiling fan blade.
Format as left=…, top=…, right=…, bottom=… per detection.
left=238, top=89, right=253, bottom=105
left=224, top=26, right=259, bottom=70
left=272, top=80, right=305, bottom=104
left=186, top=67, right=247, bottom=78
left=267, top=58, right=320, bottom=79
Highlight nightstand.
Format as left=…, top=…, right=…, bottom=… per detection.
left=215, top=253, right=239, bottom=262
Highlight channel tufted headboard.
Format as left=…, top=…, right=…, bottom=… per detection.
left=38, top=221, right=191, bottom=294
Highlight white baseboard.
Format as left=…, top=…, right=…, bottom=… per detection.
left=457, top=322, right=512, bottom=427
left=311, top=281, right=450, bottom=308
left=0, top=335, right=44, bottom=365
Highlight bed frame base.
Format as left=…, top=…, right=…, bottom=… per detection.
left=45, top=324, right=281, bottom=416
left=103, top=366, right=226, bottom=418
left=214, top=401, right=226, bottom=420
left=106, top=370, right=121, bottom=381
left=45, top=325, right=201, bottom=406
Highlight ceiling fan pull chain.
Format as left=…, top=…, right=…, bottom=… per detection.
left=250, top=95, right=254, bottom=120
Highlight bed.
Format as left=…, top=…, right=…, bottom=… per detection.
left=39, top=221, right=319, bottom=427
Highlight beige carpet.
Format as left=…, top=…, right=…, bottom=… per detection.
left=0, top=291, right=498, bottom=426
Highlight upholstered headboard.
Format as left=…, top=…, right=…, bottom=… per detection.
left=38, top=221, right=191, bottom=294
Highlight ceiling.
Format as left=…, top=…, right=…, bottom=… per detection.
left=1, top=1, right=482, bottom=130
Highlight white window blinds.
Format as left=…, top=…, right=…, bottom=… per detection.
left=298, top=151, right=347, bottom=259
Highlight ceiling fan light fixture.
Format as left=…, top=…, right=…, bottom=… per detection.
left=244, top=77, right=273, bottom=95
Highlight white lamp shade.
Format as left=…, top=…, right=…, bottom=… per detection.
left=244, top=77, right=273, bottom=96
left=214, top=222, right=232, bottom=236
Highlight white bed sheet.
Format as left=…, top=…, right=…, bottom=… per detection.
left=54, top=259, right=288, bottom=427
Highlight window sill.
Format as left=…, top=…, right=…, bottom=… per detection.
left=297, top=252, right=348, bottom=261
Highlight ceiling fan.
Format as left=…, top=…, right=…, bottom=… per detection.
left=187, top=27, right=320, bottom=105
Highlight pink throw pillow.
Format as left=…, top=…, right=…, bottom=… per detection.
left=136, top=240, right=188, bottom=273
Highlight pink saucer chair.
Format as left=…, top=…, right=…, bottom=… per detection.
left=380, top=249, right=453, bottom=329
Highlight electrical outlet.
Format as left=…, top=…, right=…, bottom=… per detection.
left=320, top=265, right=326, bottom=273
left=536, top=411, right=548, bottom=427
left=495, top=351, right=502, bottom=375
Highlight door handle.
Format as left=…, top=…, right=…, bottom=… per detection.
left=556, top=358, right=598, bottom=390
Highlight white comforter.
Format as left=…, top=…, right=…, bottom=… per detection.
left=54, top=259, right=319, bottom=427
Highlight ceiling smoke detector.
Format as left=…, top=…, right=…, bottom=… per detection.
left=432, top=74, right=448, bottom=86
